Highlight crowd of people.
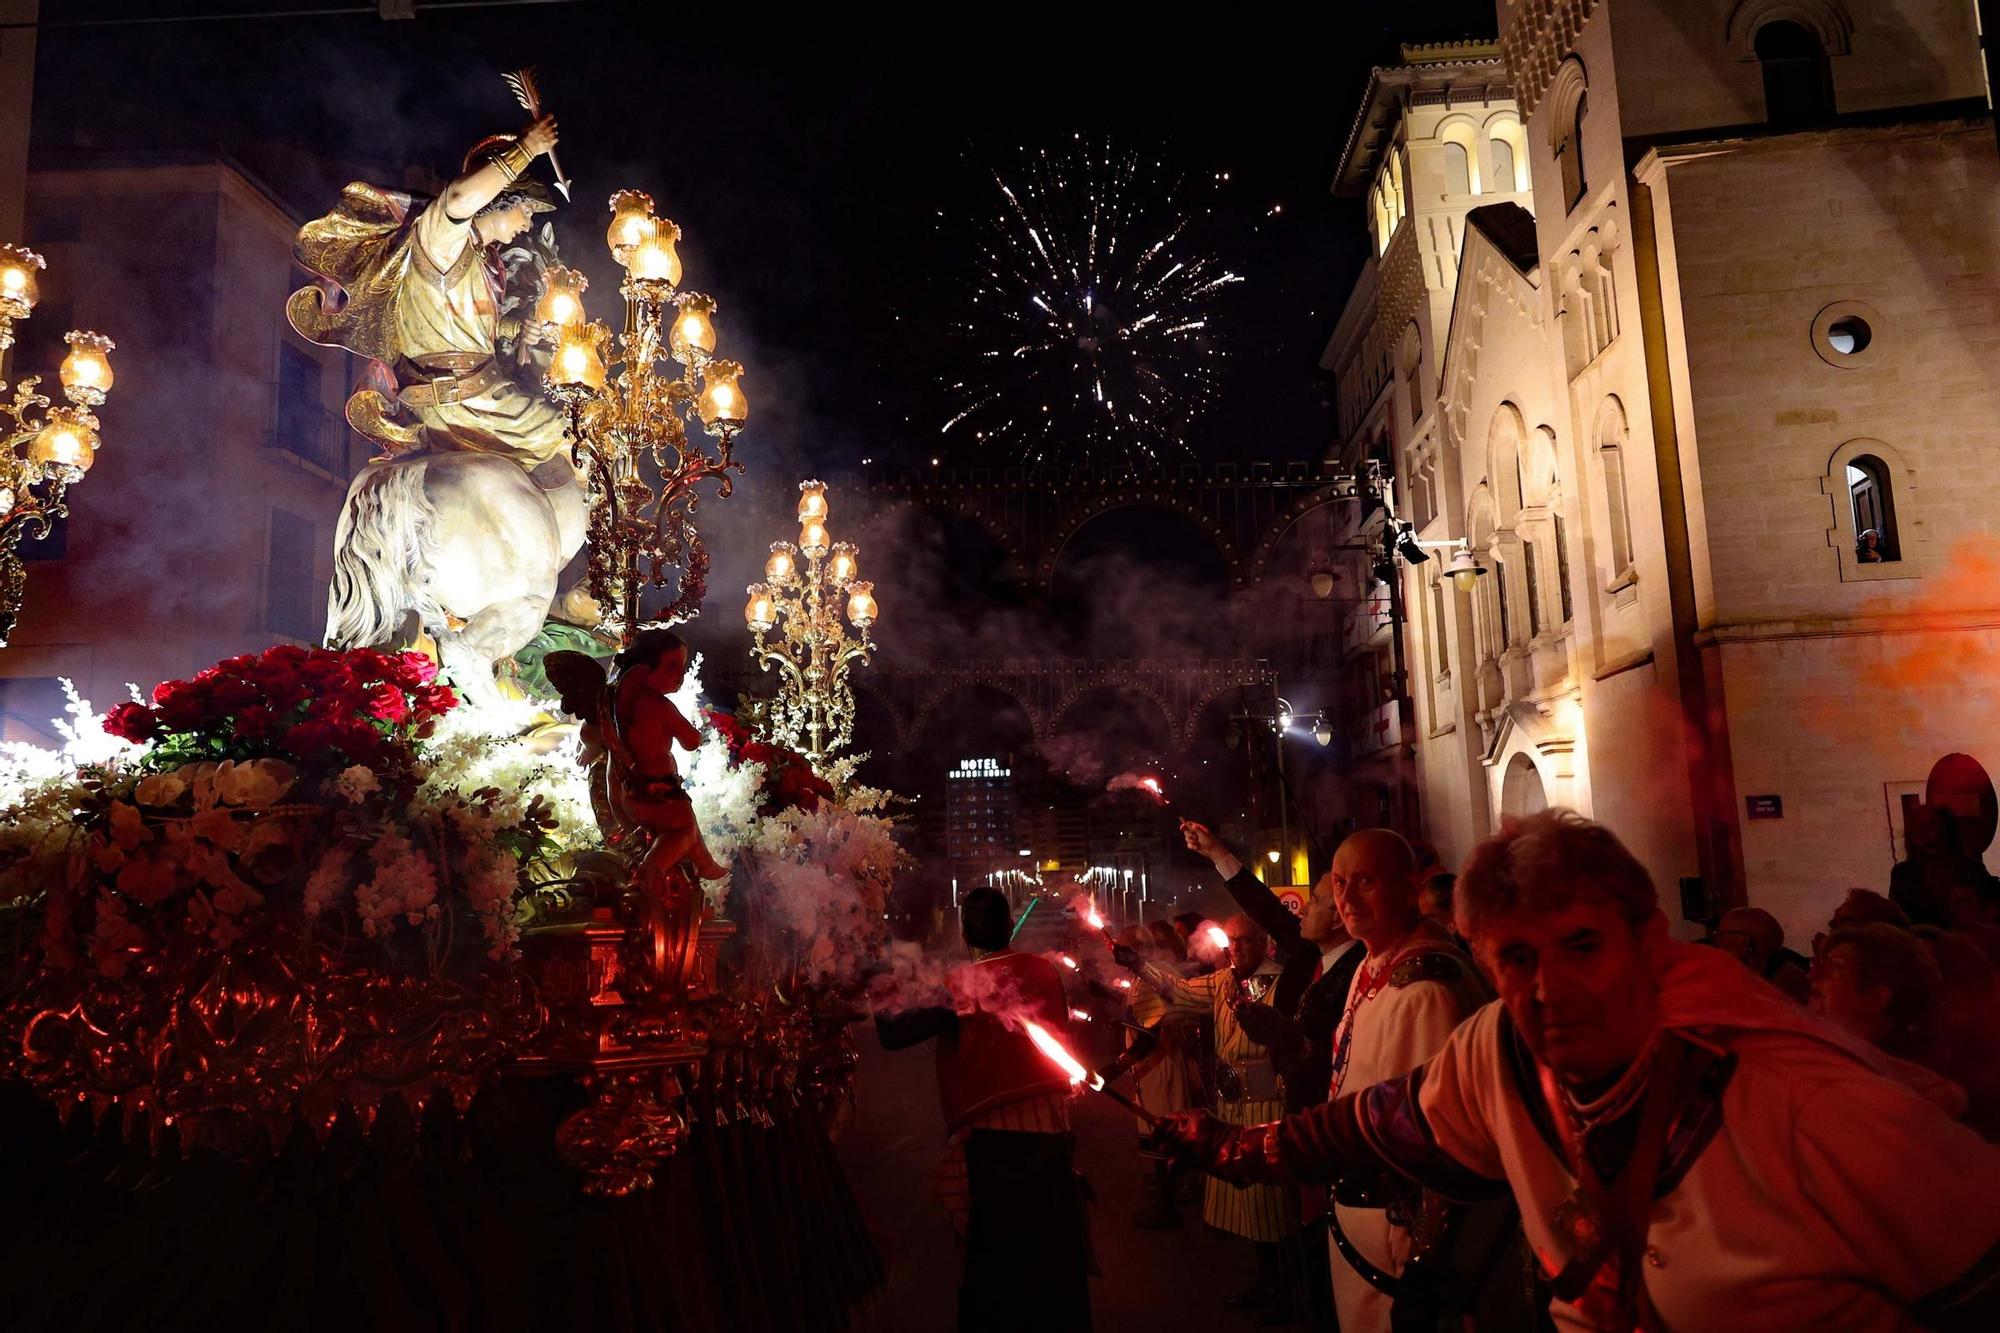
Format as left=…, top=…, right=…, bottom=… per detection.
left=878, top=806, right=2000, bottom=1331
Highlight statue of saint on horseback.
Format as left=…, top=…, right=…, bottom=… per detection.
left=286, top=114, right=596, bottom=707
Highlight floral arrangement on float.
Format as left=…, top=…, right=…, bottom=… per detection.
left=0, top=645, right=904, bottom=1187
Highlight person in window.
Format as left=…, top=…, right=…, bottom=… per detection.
left=1856, top=528, right=1887, bottom=563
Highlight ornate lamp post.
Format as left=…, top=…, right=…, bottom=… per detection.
left=0, top=244, right=115, bottom=646
left=744, top=479, right=881, bottom=762
left=542, top=191, right=747, bottom=644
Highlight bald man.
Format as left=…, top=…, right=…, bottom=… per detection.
left=1713, top=907, right=1811, bottom=1004
left=1319, top=829, right=1497, bottom=1332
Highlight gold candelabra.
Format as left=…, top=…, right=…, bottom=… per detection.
left=0, top=244, right=115, bottom=647
left=541, top=191, right=747, bottom=644
left=744, top=480, right=880, bottom=761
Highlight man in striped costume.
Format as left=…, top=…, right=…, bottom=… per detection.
left=1135, top=914, right=1294, bottom=1314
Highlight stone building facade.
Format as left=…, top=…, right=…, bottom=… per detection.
left=0, top=159, right=361, bottom=742
left=1329, top=0, right=1998, bottom=939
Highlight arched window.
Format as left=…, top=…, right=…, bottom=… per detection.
left=1444, top=141, right=1472, bottom=194
left=1847, top=455, right=1899, bottom=562
left=1560, top=92, right=1588, bottom=210
left=1597, top=399, right=1635, bottom=584
left=1487, top=114, right=1528, bottom=193
left=1490, top=139, right=1515, bottom=194
left=1757, top=20, right=1834, bottom=126
left=1554, top=512, right=1574, bottom=622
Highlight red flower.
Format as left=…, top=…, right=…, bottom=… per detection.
left=392, top=652, right=439, bottom=687
left=102, top=702, right=161, bottom=742
left=299, top=652, right=356, bottom=693
left=262, top=644, right=308, bottom=668
left=412, top=684, right=458, bottom=717
left=231, top=706, right=279, bottom=741
left=363, top=682, right=410, bottom=724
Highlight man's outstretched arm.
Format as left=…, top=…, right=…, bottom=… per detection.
left=1151, top=1065, right=1505, bottom=1204
left=1181, top=820, right=1305, bottom=955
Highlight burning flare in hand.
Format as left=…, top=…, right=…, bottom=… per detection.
left=1024, top=1019, right=1158, bottom=1125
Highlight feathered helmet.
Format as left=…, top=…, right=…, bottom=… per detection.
left=462, top=134, right=557, bottom=216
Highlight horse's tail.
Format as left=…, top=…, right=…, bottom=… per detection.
left=324, top=460, right=441, bottom=649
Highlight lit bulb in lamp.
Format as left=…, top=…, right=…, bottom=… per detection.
left=1443, top=546, right=1487, bottom=593
left=0, top=243, right=43, bottom=323
left=845, top=580, right=877, bottom=629
left=796, top=479, right=829, bottom=522
left=533, top=265, right=588, bottom=332
left=29, top=406, right=98, bottom=478
left=697, top=359, right=748, bottom=435
left=765, top=541, right=797, bottom=584
left=670, top=293, right=717, bottom=364
left=628, top=220, right=682, bottom=286
left=57, top=330, right=115, bottom=406
left=549, top=321, right=608, bottom=395
left=743, top=582, right=776, bottom=632
left=799, top=517, right=830, bottom=556
left=828, top=542, right=858, bottom=585
left=605, top=189, right=656, bottom=259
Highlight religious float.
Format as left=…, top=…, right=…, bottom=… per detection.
left=0, top=83, right=897, bottom=1333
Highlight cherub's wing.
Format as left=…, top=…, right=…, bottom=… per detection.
left=543, top=651, right=609, bottom=725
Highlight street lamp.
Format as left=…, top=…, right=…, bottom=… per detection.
left=745, top=479, right=881, bottom=762
left=543, top=191, right=748, bottom=642
left=0, top=244, right=116, bottom=646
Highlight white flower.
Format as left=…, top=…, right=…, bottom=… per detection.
left=333, top=765, right=381, bottom=803
left=213, top=758, right=297, bottom=808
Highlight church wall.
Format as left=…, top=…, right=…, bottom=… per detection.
left=1609, top=0, right=1985, bottom=141
left=1653, top=116, right=2000, bottom=937
left=1709, top=625, right=2000, bottom=944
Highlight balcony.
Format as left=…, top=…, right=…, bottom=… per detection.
left=1342, top=588, right=1395, bottom=658
left=1351, top=698, right=1403, bottom=759
left=265, top=402, right=353, bottom=479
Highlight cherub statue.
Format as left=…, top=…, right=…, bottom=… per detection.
left=546, top=630, right=728, bottom=890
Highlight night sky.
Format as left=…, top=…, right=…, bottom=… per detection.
left=25, top=0, right=1497, bottom=477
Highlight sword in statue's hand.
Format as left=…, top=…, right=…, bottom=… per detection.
left=504, top=67, right=572, bottom=201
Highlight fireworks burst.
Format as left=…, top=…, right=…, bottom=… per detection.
left=940, top=138, right=1243, bottom=469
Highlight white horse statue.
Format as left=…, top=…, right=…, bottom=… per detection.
left=325, top=452, right=590, bottom=708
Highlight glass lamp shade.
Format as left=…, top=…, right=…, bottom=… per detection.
left=744, top=583, right=777, bottom=632
left=827, top=542, right=857, bottom=585
left=605, top=190, right=656, bottom=259
left=533, top=266, right=588, bottom=330
left=29, top=407, right=98, bottom=475
left=798, top=518, right=830, bottom=556
left=697, top=360, right=748, bottom=432
left=0, top=244, right=42, bottom=320
left=845, top=580, right=877, bottom=628
left=1313, top=720, right=1334, bottom=747
left=57, top=331, right=115, bottom=404
left=628, top=221, right=682, bottom=286
left=550, top=323, right=608, bottom=392
left=670, top=294, right=717, bottom=363
left=765, top=542, right=798, bottom=583
left=796, top=479, right=829, bottom=522
left=1444, top=547, right=1488, bottom=593
left=1308, top=569, right=1336, bottom=599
